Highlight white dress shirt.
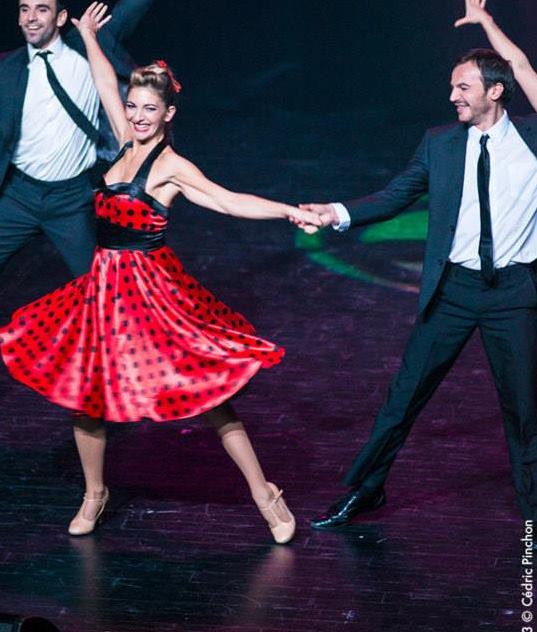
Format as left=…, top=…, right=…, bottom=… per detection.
left=449, top=112, right=537, bottom=268
left=332, top=112, right=537, bottom=269
left=12, top=35, right=100, bottom=181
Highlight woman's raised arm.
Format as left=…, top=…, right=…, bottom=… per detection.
left=455, top=0, right=537, bottom=111
left=72, top=2, right=131, bottom=143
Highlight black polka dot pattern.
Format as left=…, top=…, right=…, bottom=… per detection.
left=95, top=191, right=166, bottom=232
left=0, top=189, right=284, bottom=422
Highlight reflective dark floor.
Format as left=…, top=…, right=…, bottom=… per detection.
left=0, top=108, right=527, bottom=631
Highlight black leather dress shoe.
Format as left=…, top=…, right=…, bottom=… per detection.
left=310, top=487, right=386, bottom=530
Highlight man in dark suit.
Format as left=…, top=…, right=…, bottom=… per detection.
left=301, top=49, right=537, bottom=529
left=0, top=0, right=153, bottom=278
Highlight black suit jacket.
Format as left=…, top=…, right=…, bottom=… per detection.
left=344, top=114, right=537, bottom=315
left=0, top=0, right=153, bottom=187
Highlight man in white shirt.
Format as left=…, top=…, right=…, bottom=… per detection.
left=304, top=49, right=537, bottom=530
left=0, top=0, right=153, bottom=279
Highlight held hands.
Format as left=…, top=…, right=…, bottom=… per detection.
left=72, top=2, right=112, bottom=36
left=288, top=205, right=326, bottom=234
left=294, top=203, right=339, bottom=229
left=454, top=0, right=490, bottom=28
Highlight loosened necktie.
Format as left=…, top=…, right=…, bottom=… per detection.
left=36, top=50, right=99, bottom=144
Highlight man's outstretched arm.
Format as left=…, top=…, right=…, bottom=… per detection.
left=299, top=132, right=430, bottom=231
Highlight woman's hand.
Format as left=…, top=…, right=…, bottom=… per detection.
left=454, top=0, right=490, bottom=28
left=72, top=2, right=112, bottom=37
left=287, top=206, right=323, bottom=234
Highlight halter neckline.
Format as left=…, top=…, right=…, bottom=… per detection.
left=104, top=138, right=169, bottom=189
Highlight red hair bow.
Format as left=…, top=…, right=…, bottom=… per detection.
left=155, top=59, right=182, bottom=94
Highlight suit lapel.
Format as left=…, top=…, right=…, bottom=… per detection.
left=512, top=116, right=537, bottom=156
left=1, top=48, right=30, bottom=142
left=13, top=52, right=30, bottom=103
left=441, top=125, right=468, bottom=227
left=63, top=29, right=86, bottom=57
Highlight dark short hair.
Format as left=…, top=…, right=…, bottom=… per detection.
left=454, top=48, right=516, bottom=104
left=18, top=0, right=68, bottom=10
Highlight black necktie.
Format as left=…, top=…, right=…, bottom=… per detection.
left=477, top=134, right=495, bottom=285
left=36, top=51, right=100, bottom=144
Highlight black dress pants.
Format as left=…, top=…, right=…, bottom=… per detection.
left=344, top=262, right=537, bottom=519
left=0, top=167, right=96, bottom=277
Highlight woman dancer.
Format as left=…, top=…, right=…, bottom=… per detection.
left=0, top=2, right=320, bottom=543
left=455, top=0, right=537, bottom=110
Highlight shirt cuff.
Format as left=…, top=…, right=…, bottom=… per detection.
left=331, top=203, right=351, bottom=232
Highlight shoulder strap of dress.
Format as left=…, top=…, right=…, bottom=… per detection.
left=132, top=139, right=169, bottom=188
left=109, top=141, right=133, bottom=169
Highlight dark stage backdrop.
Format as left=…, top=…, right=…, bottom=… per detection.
left=2, top=0, right=537, bottom=122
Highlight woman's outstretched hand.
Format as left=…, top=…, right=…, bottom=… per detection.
left=72, top=2, right=112, bottom=35
left=454, top=0, right=490, bottom=28
left=288, top=206, right=324, bottom=234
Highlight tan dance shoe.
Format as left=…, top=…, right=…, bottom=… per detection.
left=257, top=482, right=296, bottom=544
left=68, top=487, right=110, bottom=536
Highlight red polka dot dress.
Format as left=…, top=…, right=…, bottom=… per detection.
left=0, top=141, right=284, bottom=422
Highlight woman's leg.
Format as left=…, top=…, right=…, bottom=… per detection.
left=71, top=415, right=108, bottom=525
left=203, top=403, right=295, bottom=542
left=203, top=403, right=271, bottom=504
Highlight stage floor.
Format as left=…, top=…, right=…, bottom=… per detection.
left=0, top=109, right=527, bottom=631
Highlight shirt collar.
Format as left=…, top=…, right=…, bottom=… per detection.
left=468, top=110, right=510, bottom=145
left=28, top=35, right=65, bottom=63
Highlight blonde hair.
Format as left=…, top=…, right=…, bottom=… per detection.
left=129, top=60, right=182, bottom=107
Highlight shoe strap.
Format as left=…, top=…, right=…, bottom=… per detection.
left=82, top=492, right=107, bottom=502
left=269, top=489, right=283, bottom=506
left=261, top=488, right=283, bottom=512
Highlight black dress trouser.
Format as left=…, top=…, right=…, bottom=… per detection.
left=345, top=262, right=537, bottom=520
left=0, top=167, right=96, bottom=278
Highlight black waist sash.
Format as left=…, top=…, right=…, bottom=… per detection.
left=97, top=218, right=166, bottom=252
